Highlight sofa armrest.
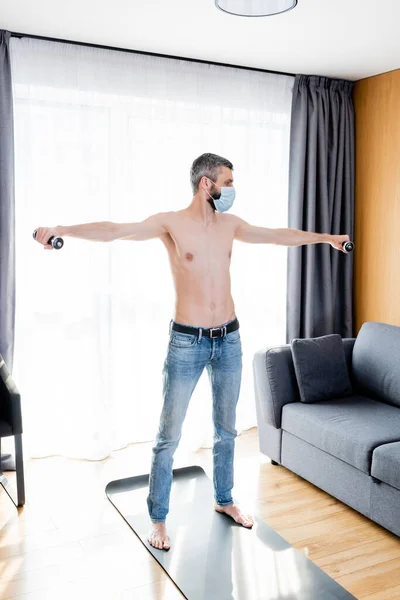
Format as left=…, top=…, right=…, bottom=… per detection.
left=0, top=355, right=23, bottom=435
left=253, top=345, right=300, bottom=429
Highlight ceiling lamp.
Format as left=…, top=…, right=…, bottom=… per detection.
left=215, top=0, right=298, bottom=17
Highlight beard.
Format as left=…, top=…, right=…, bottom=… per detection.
left=206, top=184, right=221, bottom=211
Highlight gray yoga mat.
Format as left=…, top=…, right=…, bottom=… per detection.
left=105, top=465, right=356, bottom=600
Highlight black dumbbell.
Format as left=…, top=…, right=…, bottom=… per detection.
left=33, top=229, right=64, bottom=250
left=342, top=241, right=354, bottom=252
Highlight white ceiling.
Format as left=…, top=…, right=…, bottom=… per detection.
left=1, top=0, right=399, bottom=80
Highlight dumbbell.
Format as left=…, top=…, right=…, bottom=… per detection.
left=342, top=241, right=354, bottom=252
left=32, top=229, right=64, bottom=250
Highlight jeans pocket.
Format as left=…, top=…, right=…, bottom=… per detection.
left=169, top=332, right=197, bottom=347
left=226, top=329, right=241, bottom=343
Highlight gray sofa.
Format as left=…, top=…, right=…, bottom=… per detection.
left=253, top=321, right=400, bottom=537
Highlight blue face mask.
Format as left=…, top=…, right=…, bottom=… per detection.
left=206, top=179, right=236, bottom=213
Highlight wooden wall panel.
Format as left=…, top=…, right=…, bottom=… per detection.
left=353, top=70, right=400, bottom=333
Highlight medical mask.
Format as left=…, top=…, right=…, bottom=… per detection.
left=206, top=179, right=236, bottom=213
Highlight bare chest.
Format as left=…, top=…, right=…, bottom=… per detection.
left=164, top=217, right=235, bottom=267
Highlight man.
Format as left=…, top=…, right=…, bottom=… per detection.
left=34, top=153, right=350, bottom=551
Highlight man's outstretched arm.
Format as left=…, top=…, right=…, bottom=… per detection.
left=34, top=213, right=169, bottom=249
left=233, top=216, right=350, bottom=253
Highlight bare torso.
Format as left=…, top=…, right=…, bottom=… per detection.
left=160, top=209, right=237, bottom=328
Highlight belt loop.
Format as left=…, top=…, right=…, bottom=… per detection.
left=198, top=327, right=203, bottom=343
left=169, top=319, right=173, bottom=334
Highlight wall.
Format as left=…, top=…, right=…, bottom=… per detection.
left=353, top=69, right=400, bottom=332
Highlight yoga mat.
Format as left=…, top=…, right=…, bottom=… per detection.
left=106, top=465, right=356, bottom=600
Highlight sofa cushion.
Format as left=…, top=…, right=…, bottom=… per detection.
left=281, top=396, right=400, bottom=474
left=291, top=334, right=352, bottom=403
left=371, top=442, right=400, bottom=491
left=352, top=322, right=400, bottom=408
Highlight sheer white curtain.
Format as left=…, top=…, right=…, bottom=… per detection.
left=10, top=37, right=293, bottom=461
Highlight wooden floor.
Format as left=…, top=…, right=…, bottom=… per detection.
left=1, top=428, right=400, bottom=600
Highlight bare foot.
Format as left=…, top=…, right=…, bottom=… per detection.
left=148, top=522, right=171, bottom=550
left=214, top=503, right=254, bottom=528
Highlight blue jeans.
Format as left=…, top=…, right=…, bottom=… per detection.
left=147, top=318, right=243, bottom=523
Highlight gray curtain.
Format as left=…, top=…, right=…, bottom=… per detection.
left=0, top=30, right=16, bottom=372
left=286, top=75, right=354, bottom=342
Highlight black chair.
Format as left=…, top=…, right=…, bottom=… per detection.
left=0, top=353, right=25, bottom=507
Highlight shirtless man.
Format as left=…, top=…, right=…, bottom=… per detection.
left=34, top=152, right=350, bottom=551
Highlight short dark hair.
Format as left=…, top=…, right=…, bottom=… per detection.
left=190, top=153, right=233, bottom=193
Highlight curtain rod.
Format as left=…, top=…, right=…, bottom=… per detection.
left=10, top=31, right=296, bottom=79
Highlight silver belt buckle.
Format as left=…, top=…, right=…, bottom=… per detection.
left=210, top=326, right=227, bottom=338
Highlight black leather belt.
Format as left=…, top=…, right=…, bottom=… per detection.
left=171, top=317, right=239, bottom=339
